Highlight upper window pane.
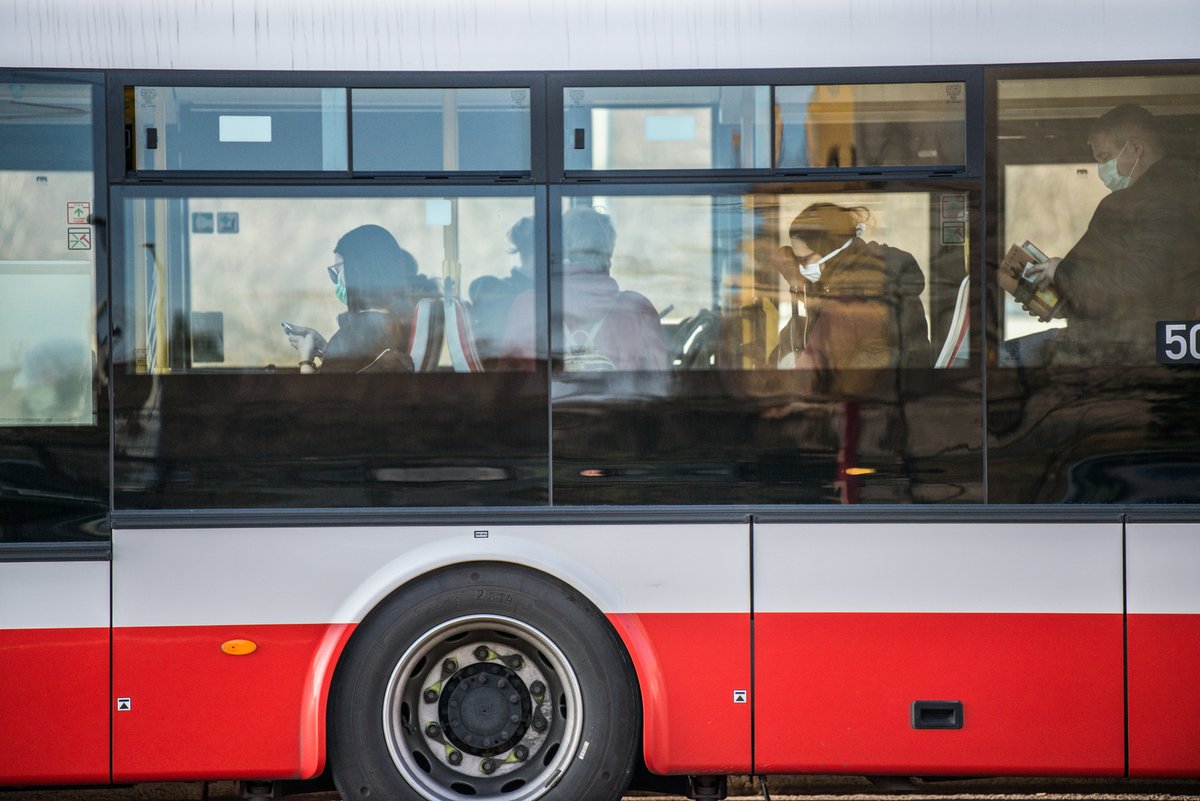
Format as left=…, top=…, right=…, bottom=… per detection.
left=995, top=74, right=1200, bottom=367
left=776, top=83, right=967, bottom=169
left=563, top=86, right=770, bottom=171
left=352, top=88, right=531, bottom=172
left=0, top=81, right=97, bottom=427
left=132, top=86, right=348, bottom=171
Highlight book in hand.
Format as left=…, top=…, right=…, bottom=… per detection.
left=999, top=240, right=1063, bottom=322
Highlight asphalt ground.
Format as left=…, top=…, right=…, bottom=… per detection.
left=5, top=776, right=1200, bottom=801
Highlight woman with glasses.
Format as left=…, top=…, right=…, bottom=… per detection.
left=284, top=224, right=439, bottom=373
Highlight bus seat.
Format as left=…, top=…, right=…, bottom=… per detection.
left=444, top=298, right=483, bottom=372
left=409, top=297, right=445, bottom=372
left=934, top=275, right=970, bottom=368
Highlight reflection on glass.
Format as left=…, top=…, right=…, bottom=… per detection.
left=563, top=85, right=770, bottom=170
left=553, top=189, right=967, bottom=375
left=132, top=86, right=348, bottom=171
left=352, top=88, right=531, bottom=172
left=996, top=75, right=1200, bottom=367
left=122, top=193, right=537, bottom=374
left=776, top=83, right=967, bottom=169
left=0, top=82, right=96, bottom=426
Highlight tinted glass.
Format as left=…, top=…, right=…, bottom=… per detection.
left=549, top=185, right=980, bottom=504
left=776, top=83, right=967, bottom=170
left=114, top=188, right=547, bottom=509
left=132, top=86, right=348, bottom=171
left=563, top=86, right=770, bottom=171
left=352, top=88, right=531, bottom=172
left=0, top=78, right=107, bottom=542
left=989, top=72, right=1200, bottom=502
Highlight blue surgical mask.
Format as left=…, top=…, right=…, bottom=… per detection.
left=1098, top=141, right=1138, bottom=192
left=334, top=274, right=348, bottom=305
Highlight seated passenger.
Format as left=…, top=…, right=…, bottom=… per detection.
left=468, top=216, right=535, bottom=367
left=501, top=207, right=667, bottom=371
left=285, top=224, right=439, bottom=373
left=770, top=203, right=930, bottom=388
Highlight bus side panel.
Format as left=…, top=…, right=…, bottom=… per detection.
left=0, top=562, right=110, bottom=786
left=754, top=523, right=1125, bottom=776
left=112, top=623, right=353, bottom=782
left=1127, top=523, right=1200, bottom=777
left=609, top=612, right=751, bottom=774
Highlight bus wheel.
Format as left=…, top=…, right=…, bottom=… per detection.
left=330, top=564, right=640, bottom=801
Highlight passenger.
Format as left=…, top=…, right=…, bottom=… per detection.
left=468, top=216, right=535, bottom=366
left=500, top=207, right=667, bottom=371
left=1001, top=104, right=1200, bottom=364
left=770, top=203, right=930, bottom=389
left=284, top=224, right=438, bottom=373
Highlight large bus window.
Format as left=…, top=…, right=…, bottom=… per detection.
left=775, top=82, right=967, bottom=170
left=563, top=85, right=770, bottom=171
left=550, top=185, right=980, bottom=505
left=352, top=88, right=531, bottom=173
left=113, top=188, right=548, bottom=509
left=989, top=71, right=1200, bottom=503
left=131, top=86, right=348, bottom=172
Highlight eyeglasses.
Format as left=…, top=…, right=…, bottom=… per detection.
left=327, top=263, right=343, bottom=285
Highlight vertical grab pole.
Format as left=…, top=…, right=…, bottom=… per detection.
left=442, top=90, right=462, bottom=300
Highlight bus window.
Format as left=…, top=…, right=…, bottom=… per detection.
left=0, top=82, right=97, bottom=428
left=550, top=186, right=980, bottom=505
left=775, top=82, right=968, bottom=170
left=562, top=85, right=770, bottom=171
left=113, top=189, right=548, bottom=509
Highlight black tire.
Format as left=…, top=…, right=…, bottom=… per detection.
left=329, top=563, right=641, bottom=801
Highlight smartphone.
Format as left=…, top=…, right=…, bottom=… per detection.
left=281, top=321, right=300, bottom=336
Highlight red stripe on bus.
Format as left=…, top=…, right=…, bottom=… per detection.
left=754, top=612, right=1124, bottom=776
left=0, top=627, right=109, bottom=785
left=608, top=612, right=752, bottom=774
left=1128, top=614, right=1200, bottom=777
left=113, top=623, right=353, bottom=782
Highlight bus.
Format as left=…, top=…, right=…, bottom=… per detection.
left=2, top=2, right=1200, bottom=800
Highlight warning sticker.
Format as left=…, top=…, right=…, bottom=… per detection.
left=68, top=201, right=91, bottom=226
left=68, top=228, right=92, bottom=251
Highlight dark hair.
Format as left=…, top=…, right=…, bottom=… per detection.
left=787, top=203, right=869, bottom=256
left=1089, top=104, right=1164, bottom=153
left=334, top=224, right=437, bottom=315
left=507, top=216, right=535, bottom=261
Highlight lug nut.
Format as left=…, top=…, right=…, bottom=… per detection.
left=506, top=654, right=524, bottom=669
left=423, top=688, right=438, bottom=703
left=531, top=716, right=547, bottom=732
left=425, top=722, right=441, bottom=738
left=530, top=681, right=545, bottom=696
left=509, top=694, right=519, bottom=704
left=474, top=646, right=490, bottom=661
left=442, top=658, right=458, bottom=674
left=513, top=745, right=529, bottom=761
left=480, top=758, right=497, bottom=775
left=448, top=750, right=463, bottom=766
left=497, top=678, right=507, bottom=689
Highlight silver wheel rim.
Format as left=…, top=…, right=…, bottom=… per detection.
left=382, top=614, right=585, bottom=801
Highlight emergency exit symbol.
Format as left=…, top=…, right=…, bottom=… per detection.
left=67, top=201, right=91, bottom=225
left=116, top=697, right=132, bottom=712
left=733, top=690, right=748, bottom=704
left=68, top=228, right=91, bottom=250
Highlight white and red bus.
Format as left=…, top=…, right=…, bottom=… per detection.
left=3, top=2, right=1200, bottom=800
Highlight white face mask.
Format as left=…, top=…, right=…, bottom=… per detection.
left=1097, top=140, right=1138, bottom=192
left=797, top=224, right=865, bottom=283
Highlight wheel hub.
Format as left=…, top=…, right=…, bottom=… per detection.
left=439, top=662, right=532, bottom=756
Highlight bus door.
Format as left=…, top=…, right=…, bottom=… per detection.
left=0, top=74, right=111, bottom=785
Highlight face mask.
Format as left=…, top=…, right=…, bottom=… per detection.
left=1098, top=140, right=1138, bottom=192
left=334, top=274, right=348, bottom=305
left=797, top=224, right=865, bottom=283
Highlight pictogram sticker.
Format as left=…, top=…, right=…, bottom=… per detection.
left=116, top=697, right=131, bottom=712
left=940, top=194, right=967, bottom=221
left=941, top=221, right=966, bottom=246
left=68, top=228, right=92, bottom=250
left=67, top=201, right=91, bottom=225
left=733, top=689, right=748, bottom=704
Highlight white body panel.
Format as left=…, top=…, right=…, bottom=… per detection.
left=755, top=522, right=1123, bottom=614
left=0, top=561, right=109, bottom=630
left=112, top=523, right=749, bottom=627
left=3, top=0, right=1199, bottom=72
left=1127, top=523, right=1200, bottom=614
